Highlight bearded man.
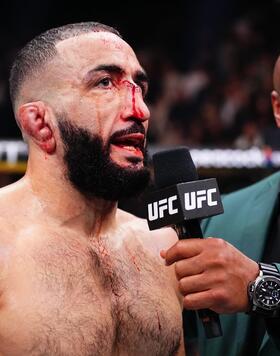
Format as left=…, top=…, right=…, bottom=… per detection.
left=0, top=22, right=185, bottom=355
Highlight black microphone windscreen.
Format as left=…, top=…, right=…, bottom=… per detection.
left=153, top=147, right=199, bottom=189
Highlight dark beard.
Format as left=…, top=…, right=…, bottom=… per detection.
left=58, top=119, right=150, bottom=201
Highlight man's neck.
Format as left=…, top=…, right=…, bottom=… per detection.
left=24, top=154, right=117, bottom=238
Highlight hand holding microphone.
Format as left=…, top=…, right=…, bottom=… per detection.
left=161, top=237, right=258, bottom=314
left=146, top=147, right=259, bottom=338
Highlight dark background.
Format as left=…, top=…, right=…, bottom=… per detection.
left=0, top=0, right=279, bottom=137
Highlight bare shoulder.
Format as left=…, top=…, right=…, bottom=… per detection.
left=0, top=185, right=21, bottom=244
left=0, top=178, right=27, bottom=215
left=0, top=179, right=30, bottom=279
left=117, top=208, right=178, bottom=256
left=0, top=215, right=15, bottom=303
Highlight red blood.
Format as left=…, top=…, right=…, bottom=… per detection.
left=138, top=109, right=144, bottom=118
left=40, top=141, right=54, bottom=154
left=120, top=80, right=145, bottom=119
left=156, top=310, right=162, bottom=331
left=132, top=85, right=136, bottom=116
left=130, top=84, right=144, bottom=119
left=121, top=80, right=133, bottom=88
left=131, top=254, right=140, bottom=271
left=21, top=116, right=33, bottom=136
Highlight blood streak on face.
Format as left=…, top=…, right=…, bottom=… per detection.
left=122, top=80, right=144, bottom=119
left=131, top=85, right=144, bottom=118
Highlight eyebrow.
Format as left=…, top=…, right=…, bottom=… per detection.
left=83, top=64, right=149, bottom=88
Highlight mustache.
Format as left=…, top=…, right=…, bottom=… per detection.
left=110, top=122, right=146, bottom=143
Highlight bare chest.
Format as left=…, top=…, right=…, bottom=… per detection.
left=0, top=238, right=182, bottom=356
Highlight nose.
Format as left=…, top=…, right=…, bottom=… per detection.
left=120, top=81, right=150, bottom=122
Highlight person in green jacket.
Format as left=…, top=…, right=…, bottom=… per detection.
left=161, top=57, right=280, bottom=355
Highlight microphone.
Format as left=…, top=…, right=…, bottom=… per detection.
left=146, top=147, right=224, bottom=338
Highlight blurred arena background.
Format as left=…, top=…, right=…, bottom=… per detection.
left=0, top=0, right=280, bottom=216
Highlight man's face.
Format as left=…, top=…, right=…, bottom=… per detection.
left=54, top=31, right=150, bottom=168
left=51, top=31, right=151, bottom=200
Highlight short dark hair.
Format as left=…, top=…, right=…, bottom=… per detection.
left=9, top=22, right=121, bottom=110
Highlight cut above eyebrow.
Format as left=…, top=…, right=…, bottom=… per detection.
left=83, top=64, right=149, bottom=86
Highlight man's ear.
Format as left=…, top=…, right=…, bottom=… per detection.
left=18, top=101, right=56, bottom=154
left=271, top=90, right=280, bottom=128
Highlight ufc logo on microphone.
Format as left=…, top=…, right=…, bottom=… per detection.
left=185, top=188, right=217, bottom=210
left=146, top=178, right=223, bottom=230
left=148, top=195, right=178, bottom=221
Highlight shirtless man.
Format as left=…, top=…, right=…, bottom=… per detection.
left=0, top=23, right=184, bottom=355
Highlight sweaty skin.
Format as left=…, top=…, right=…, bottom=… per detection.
left=0, top=184, right=183, bottom=355
left=0, top=31, right=185, bottom=355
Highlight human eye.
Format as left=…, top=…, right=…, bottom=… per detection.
left=97, top=77, right=113, bottom=89
left=135, top=80, right=148, bottom=98
left=138, top=83, right=148, bottom=98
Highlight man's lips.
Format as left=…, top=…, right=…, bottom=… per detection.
left=111, top=144, right=144, bottom=158
left=110, top=132, right=145, bottom=157
left=112, top=133, right=144, bottom=144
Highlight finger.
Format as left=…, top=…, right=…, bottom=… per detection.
left=160, top=250, right=166, bottom=259
left=178, top=274, right=210, bottom=295
left=183, top=290, right=214, bottom=310
left=165, top=239, right=203, bottom=266
left=183, top=287, right=228, bottom=311
left=175, top=256, right=205, bottom=278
